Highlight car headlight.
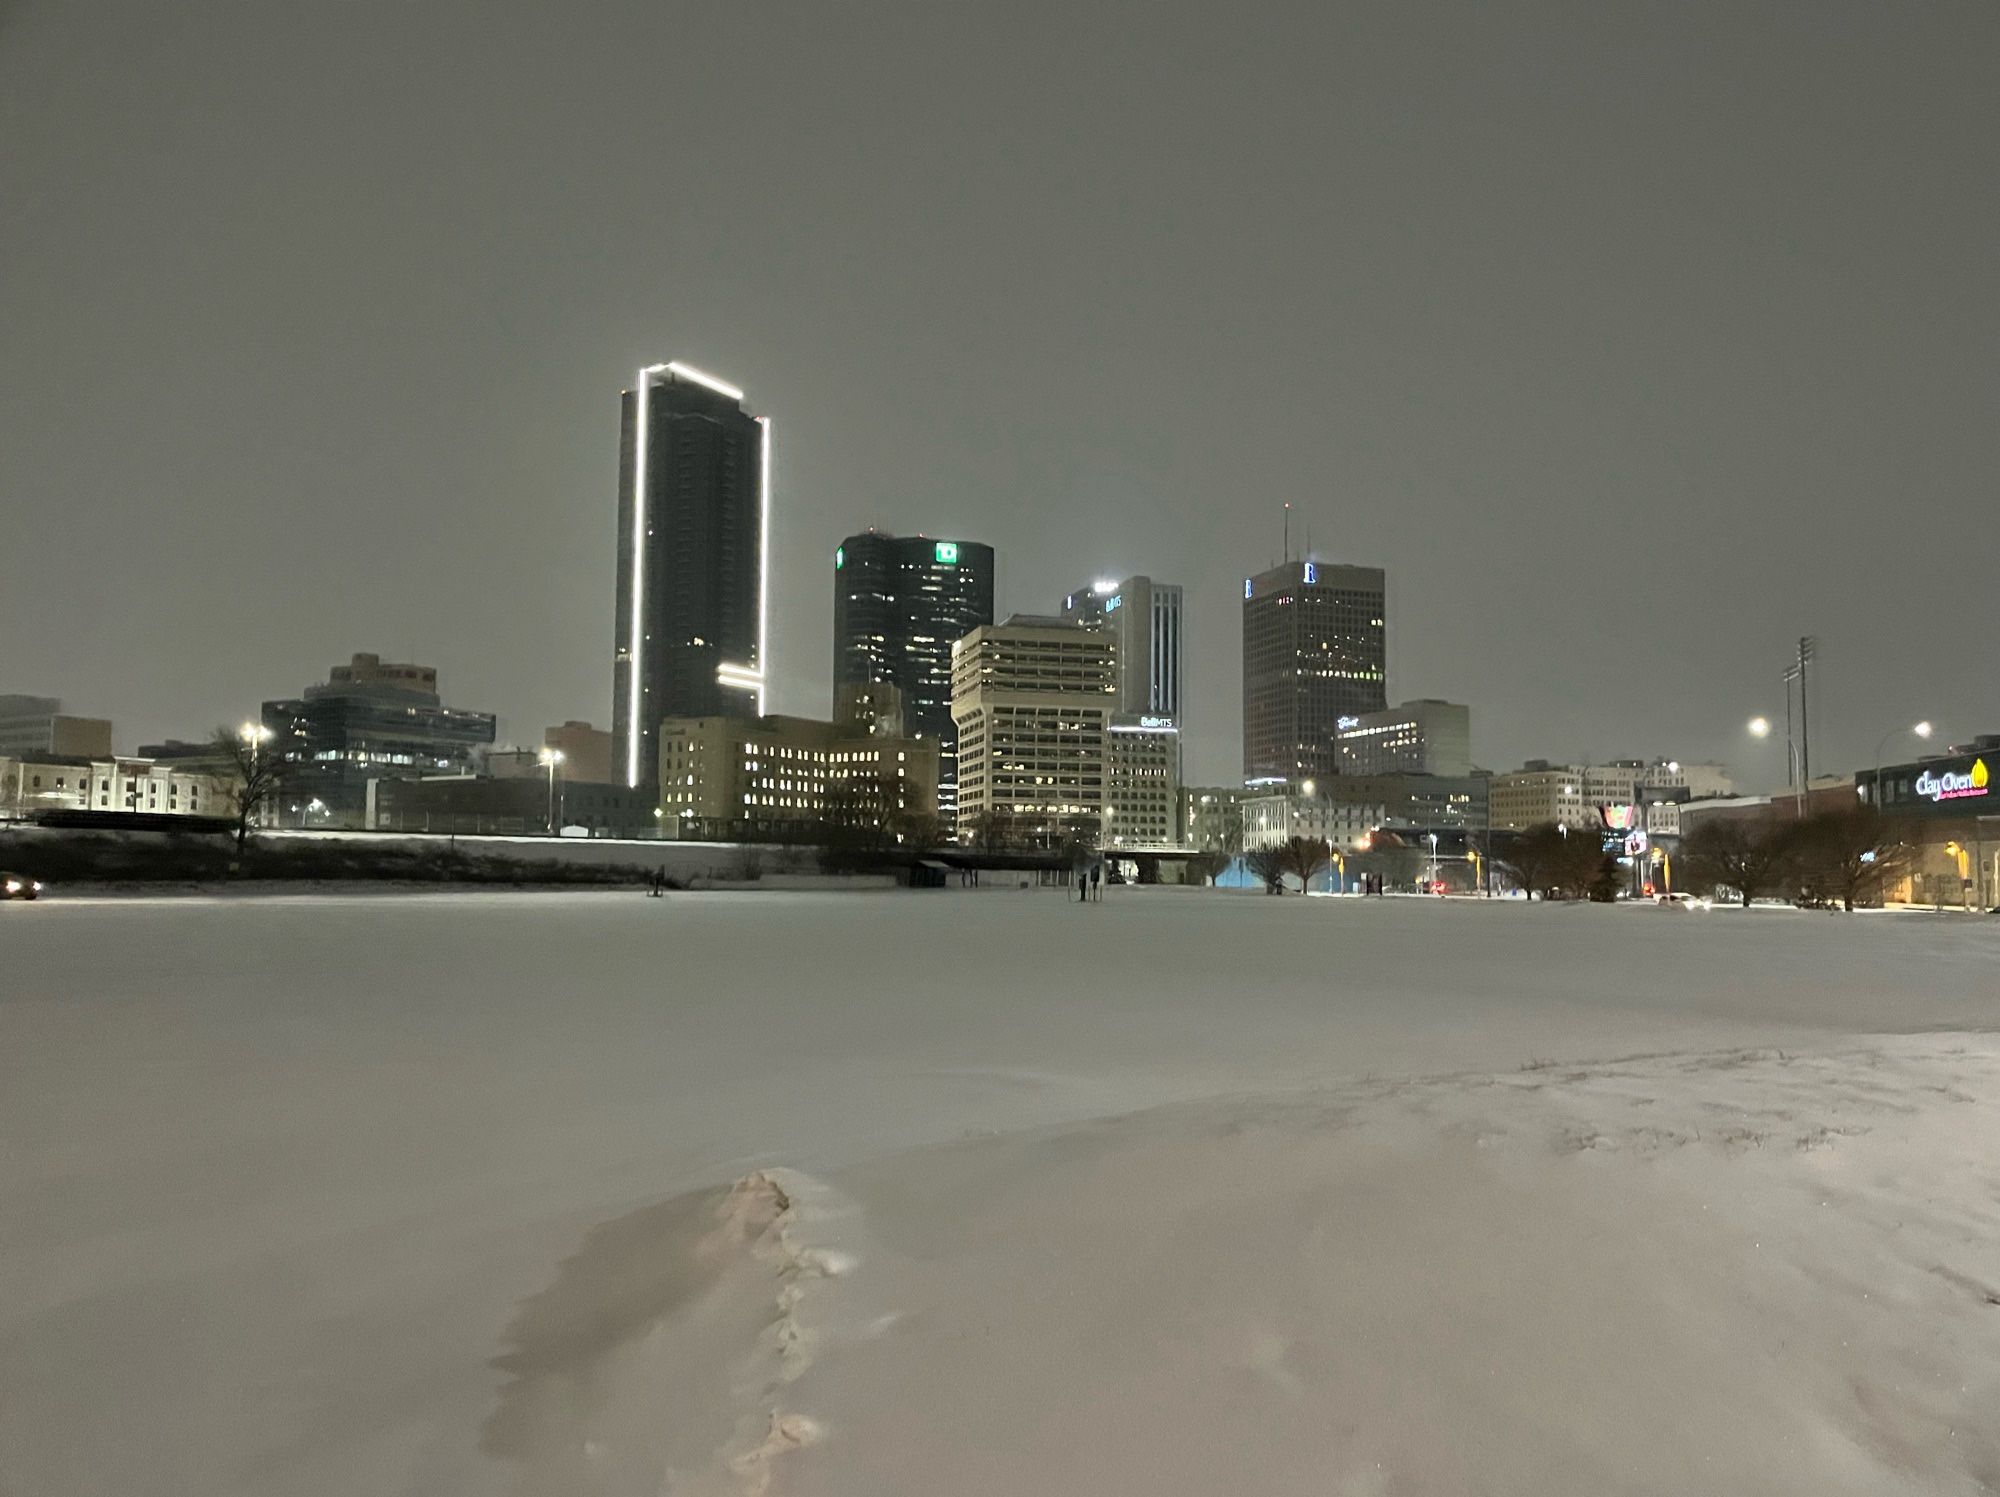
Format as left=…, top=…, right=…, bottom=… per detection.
left=3, top=880, right=20, bottom=894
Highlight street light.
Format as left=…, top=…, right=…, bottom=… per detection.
left=539, top=748, right=564, bottom=834
left=1747, top=715, right=1802, bottom=814
left=1870, top=721, right=1934, bottom=808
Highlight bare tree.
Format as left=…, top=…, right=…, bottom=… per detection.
left=1790, top=806, right=1914, bottom=912
left=1244, top=844, right=1287, bottom=894
left=1275, top=835, right=1330, bottom=892
left=1680, top=818, right=1794, bottom=908
left=1497, top=823, right=1565, bottom=901
left=211, top=724, right=289, bottom=856
left=1185, top=849, right=1230, bottom=887
left=963, top=807, right=1017, bottom=852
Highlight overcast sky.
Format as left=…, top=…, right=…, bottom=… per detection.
left=2, top=1, right=1993, bottom=788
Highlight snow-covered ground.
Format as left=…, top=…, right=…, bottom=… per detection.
left=2, top=889, right=1996, bottom=1495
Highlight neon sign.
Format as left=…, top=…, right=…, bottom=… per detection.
left=1915, top=758, right=1989, bottom=803
left=934, top=542, right=959, bottom=565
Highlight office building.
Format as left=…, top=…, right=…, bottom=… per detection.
left=0, top=696, right=113, bottom=760
left=951, top=616, right=1117, bottom=846
left=655, top=708, right=939, bottom=841
left=1060, top=576, right=1184, bottom=720
left=1324, top=771, right=1489, bottom=835
left=261, top=653, right=497, bottom=827
left=1104, top=714, right=1181, bottom=848
left=833, top=531, right=995, bottom=822
left=1242, top=559, right=1387, bottom=784
left=614, top=362, right=770, bottom=789
left=1335, top=699, right=1471, bottom=778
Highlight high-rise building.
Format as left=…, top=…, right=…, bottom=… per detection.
left=951, top=615, right=1117, bottom=845
left=1060, top=576, right=1183, bottom=720
left=832, top=531, right=995, bottom=822
left=1242, top=560, right=1387, bottom=784
left=614, top=362, right=770, bottom=789
left=1105, top=714, right=1181, bottom=848
left=1334, top=699, right=1472, bottom=778
left=261, top=653, right=497, bottom=826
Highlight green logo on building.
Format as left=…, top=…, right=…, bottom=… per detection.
left=835, top=546, right=845, bottom=569
left=934, top=541, right=959, bottom=565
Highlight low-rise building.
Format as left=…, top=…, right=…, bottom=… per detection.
left=1, top=753, right=232, bottom=820
left=367, top=775, right=657, bottom=838
left=1241, top=788, right=1382, bottom=852
left=542, top=721, right=616, bottom=785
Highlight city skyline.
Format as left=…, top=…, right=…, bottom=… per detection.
left=2, top=3, right=1994, bottom=787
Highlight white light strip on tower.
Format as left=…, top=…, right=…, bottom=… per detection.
left=665, top=361, right=745, bottom=402
left=756, top=414, right=771, bottom=716
left=717, top=663, right=763, bottom=687
left=627, top=363, right=666, bottom=787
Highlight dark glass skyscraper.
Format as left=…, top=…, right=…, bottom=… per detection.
left=613, top=363, right=769, bottom=788
left=833, top=531, right=994, bottom=822
left=1242, top=560, right=1387, bottom=784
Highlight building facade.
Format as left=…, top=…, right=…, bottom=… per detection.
left=1242, top=560, right=1387, bottom=783
left=1061, top=576, right=1184, bottom=721
left=1334, top=699, right=1471, bottom=778
left=832, top=531, right=995, bottom=824
left=1, top=754, right=231, bottom=819
left=1182, top=786, right=1245, bottom=854
left=655, top=711, right=939, bottom=841
left=1104, top=714, right=1181, bottom=849
left=543, top=721, right=616, bottom=786
left=261, top=653, right=497, bottom=827
left=367, top=775, right=657, bottom=838
left=951, top=616, right=1117, bottom=846
left=614, top=362, right=770, bottom=789
left=0, top=696, right=113, bottom=760
left=1241, top=789, right=1383, bottom=853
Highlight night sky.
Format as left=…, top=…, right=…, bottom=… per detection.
left=3, top=1, right=1993, bottom=787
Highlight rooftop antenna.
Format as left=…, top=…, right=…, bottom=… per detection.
left=1283, top=501, right=1291, bottom=564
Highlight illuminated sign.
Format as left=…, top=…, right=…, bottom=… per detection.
left=1336, top=715, right=1360, bottom=730
left=835, top=546, right=844, bottom=569
left=1600, top=804, right=1640, bottom=832
left=935, top=542, right=959, bottom=565
left=1105, top=595, right=1122, bottom=612
left=1915, top=758, right=1989, bottom=804
left=1244, top=578, right=1254, bottom=599
left=1304, top=562, right=1317, bottom=584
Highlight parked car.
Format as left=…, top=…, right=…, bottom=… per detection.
left=2, top=872, right=45, bottom=900
left=1656, top=891, right=1710, bottom=911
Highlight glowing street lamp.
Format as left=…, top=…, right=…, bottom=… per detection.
left=539, top=748, right=564, bottom=834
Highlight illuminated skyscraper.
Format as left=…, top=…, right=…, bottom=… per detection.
left=613, top=363, right=769, bottom=788
left=1241, top=559, right=1387, bottom=784
left=1060, top=575, right=1183, bottom=720
left=833, top=531, right=994, bottom=822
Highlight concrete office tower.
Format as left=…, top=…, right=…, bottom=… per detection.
left=833, top=531, right=995, bottom=822
left=1060, top=576, right=1184, bottom=720
left=1242, top=560, right=1386, bottom=785
left=951, top=616, right=1117, bottom=846
left=1335, top=699, right=1472, bottom=778
left=614, top=363, right=770, bottom=788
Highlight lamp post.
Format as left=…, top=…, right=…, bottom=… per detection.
left=240, top=722, right=273, bottom=828
left=1747, top=716, right=1803, bottom=815
left=1427, top=831, right=1439, bottom=893
left=539, top=748, right=564, bottom=834
left=1870, top=721, right=1933, bottom=809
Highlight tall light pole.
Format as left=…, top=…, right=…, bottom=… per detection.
left=539, top=748, right=564, bottom=834
left=1747, top=716, right=1802, bottom=816
left=1871, top=721, right=1933, bottom=808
